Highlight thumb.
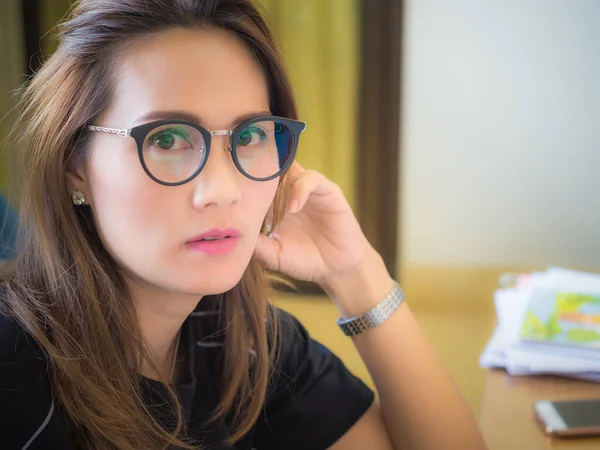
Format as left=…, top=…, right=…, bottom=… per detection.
left=255, top=233, right=281, bottom=271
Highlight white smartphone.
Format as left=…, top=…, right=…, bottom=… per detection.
left=535, top=399, right=600, bottom=437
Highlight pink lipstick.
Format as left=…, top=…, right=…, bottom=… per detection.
left=185, top=228, right=240, bottom=255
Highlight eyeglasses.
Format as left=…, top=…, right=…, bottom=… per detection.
left=86, top=115, right=307, bottom=186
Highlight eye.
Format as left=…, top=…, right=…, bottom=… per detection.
left=147, top=128, right=193, bottom=151
left=238, top=126, right=267, bottom=147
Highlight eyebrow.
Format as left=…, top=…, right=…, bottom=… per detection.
left=132, top=110, right=273, bottom=128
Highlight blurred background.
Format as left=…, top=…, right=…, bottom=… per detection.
left=2, top=0, right=600, bottom=445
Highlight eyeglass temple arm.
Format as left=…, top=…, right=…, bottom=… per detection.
left=86, top=125, right=130, bottom=138
left=86, top=119, right=307, bottom=139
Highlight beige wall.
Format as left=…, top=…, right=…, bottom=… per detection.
left=40, top=0, right=73, bottom=54
left=0, top=0, right=25, bottom=189
left=400, top=0, right=600, bottom=274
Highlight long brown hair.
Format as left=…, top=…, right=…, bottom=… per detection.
left=0, top=1, right=295, bottom=448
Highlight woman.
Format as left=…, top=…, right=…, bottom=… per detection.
left=0, top=1, right=486, bottom=449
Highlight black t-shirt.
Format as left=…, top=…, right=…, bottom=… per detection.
left=0, top=294, right=374, bottom=449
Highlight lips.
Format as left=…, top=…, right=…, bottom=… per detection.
left=187, top=228, right=241, bottom=243
left=186, top=228, right=241, bottom=256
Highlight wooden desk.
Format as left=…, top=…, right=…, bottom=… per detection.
left=480, top=369, right=600, bottom=449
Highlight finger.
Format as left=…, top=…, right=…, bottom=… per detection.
left=287, top=170, right=338, bottom=213
left=254, top=233, right=281, bottom=271
left=284, top=161, right=306, bottom=184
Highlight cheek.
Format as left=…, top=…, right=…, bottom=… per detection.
left=87, top=136, right=144, bottom=193
left=85, top=141, right=173, bottom=258
left=242, top=178, right=279, bottom=227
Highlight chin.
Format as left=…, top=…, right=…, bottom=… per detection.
left=174, top=264, right=250, bottom=296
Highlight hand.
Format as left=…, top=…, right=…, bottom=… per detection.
left=255, top=162, right=377, bottom=290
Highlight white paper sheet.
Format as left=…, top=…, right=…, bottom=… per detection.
left=479, top=268, right=600, bottom=382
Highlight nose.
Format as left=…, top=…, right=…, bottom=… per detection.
left=191, top=134, right=242, bottom=209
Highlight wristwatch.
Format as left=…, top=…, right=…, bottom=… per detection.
left=336, top=281, right=405, bottom=337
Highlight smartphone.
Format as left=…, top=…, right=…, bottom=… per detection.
left=535, top=399, right=600, bottom=437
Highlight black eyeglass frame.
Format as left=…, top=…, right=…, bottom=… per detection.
left=86, top=115, right=307, bottom=186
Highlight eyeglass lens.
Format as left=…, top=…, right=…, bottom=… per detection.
left=141, top=120, right=294, bottom=183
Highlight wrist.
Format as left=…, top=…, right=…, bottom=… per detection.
left=320, top=250, right=396, bottom=319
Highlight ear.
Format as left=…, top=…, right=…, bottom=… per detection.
left=65, top=165, right=92, bottom=206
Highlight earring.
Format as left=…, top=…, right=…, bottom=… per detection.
left=72, top=190, right=87, bottom=206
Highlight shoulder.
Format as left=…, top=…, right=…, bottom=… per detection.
left=271, top=307, right=333, bottom=371
left=268, top=306, right=371, bottom=400
left=0, top=286, right=44, bottom=367
left=0, top=309, right=48, bottom=386
left=0, top=287, right=69, bottom=449
left=273, top=306, right=305, bottom=341
left=253, top=307, right=375, bottom=449
left=0, top=286, right=50, bottom=398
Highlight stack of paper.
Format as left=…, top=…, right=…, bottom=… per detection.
left=480, top=267, right=600, bottom=382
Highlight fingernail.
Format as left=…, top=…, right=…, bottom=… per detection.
left=289, top=200, right=299, bottom=213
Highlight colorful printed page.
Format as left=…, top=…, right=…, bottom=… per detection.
left=520, top=289, right=600, bottom=349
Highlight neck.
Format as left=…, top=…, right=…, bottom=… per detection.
left=127, top=277, right=202, bottom=381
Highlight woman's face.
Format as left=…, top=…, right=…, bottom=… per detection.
left=71, top=28, right=279, bottom=296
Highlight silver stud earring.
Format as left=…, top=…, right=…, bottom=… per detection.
left=72, top=190, right=87, bottom=206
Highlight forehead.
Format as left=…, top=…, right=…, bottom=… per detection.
left=106, top=27, right=270, bottom=128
